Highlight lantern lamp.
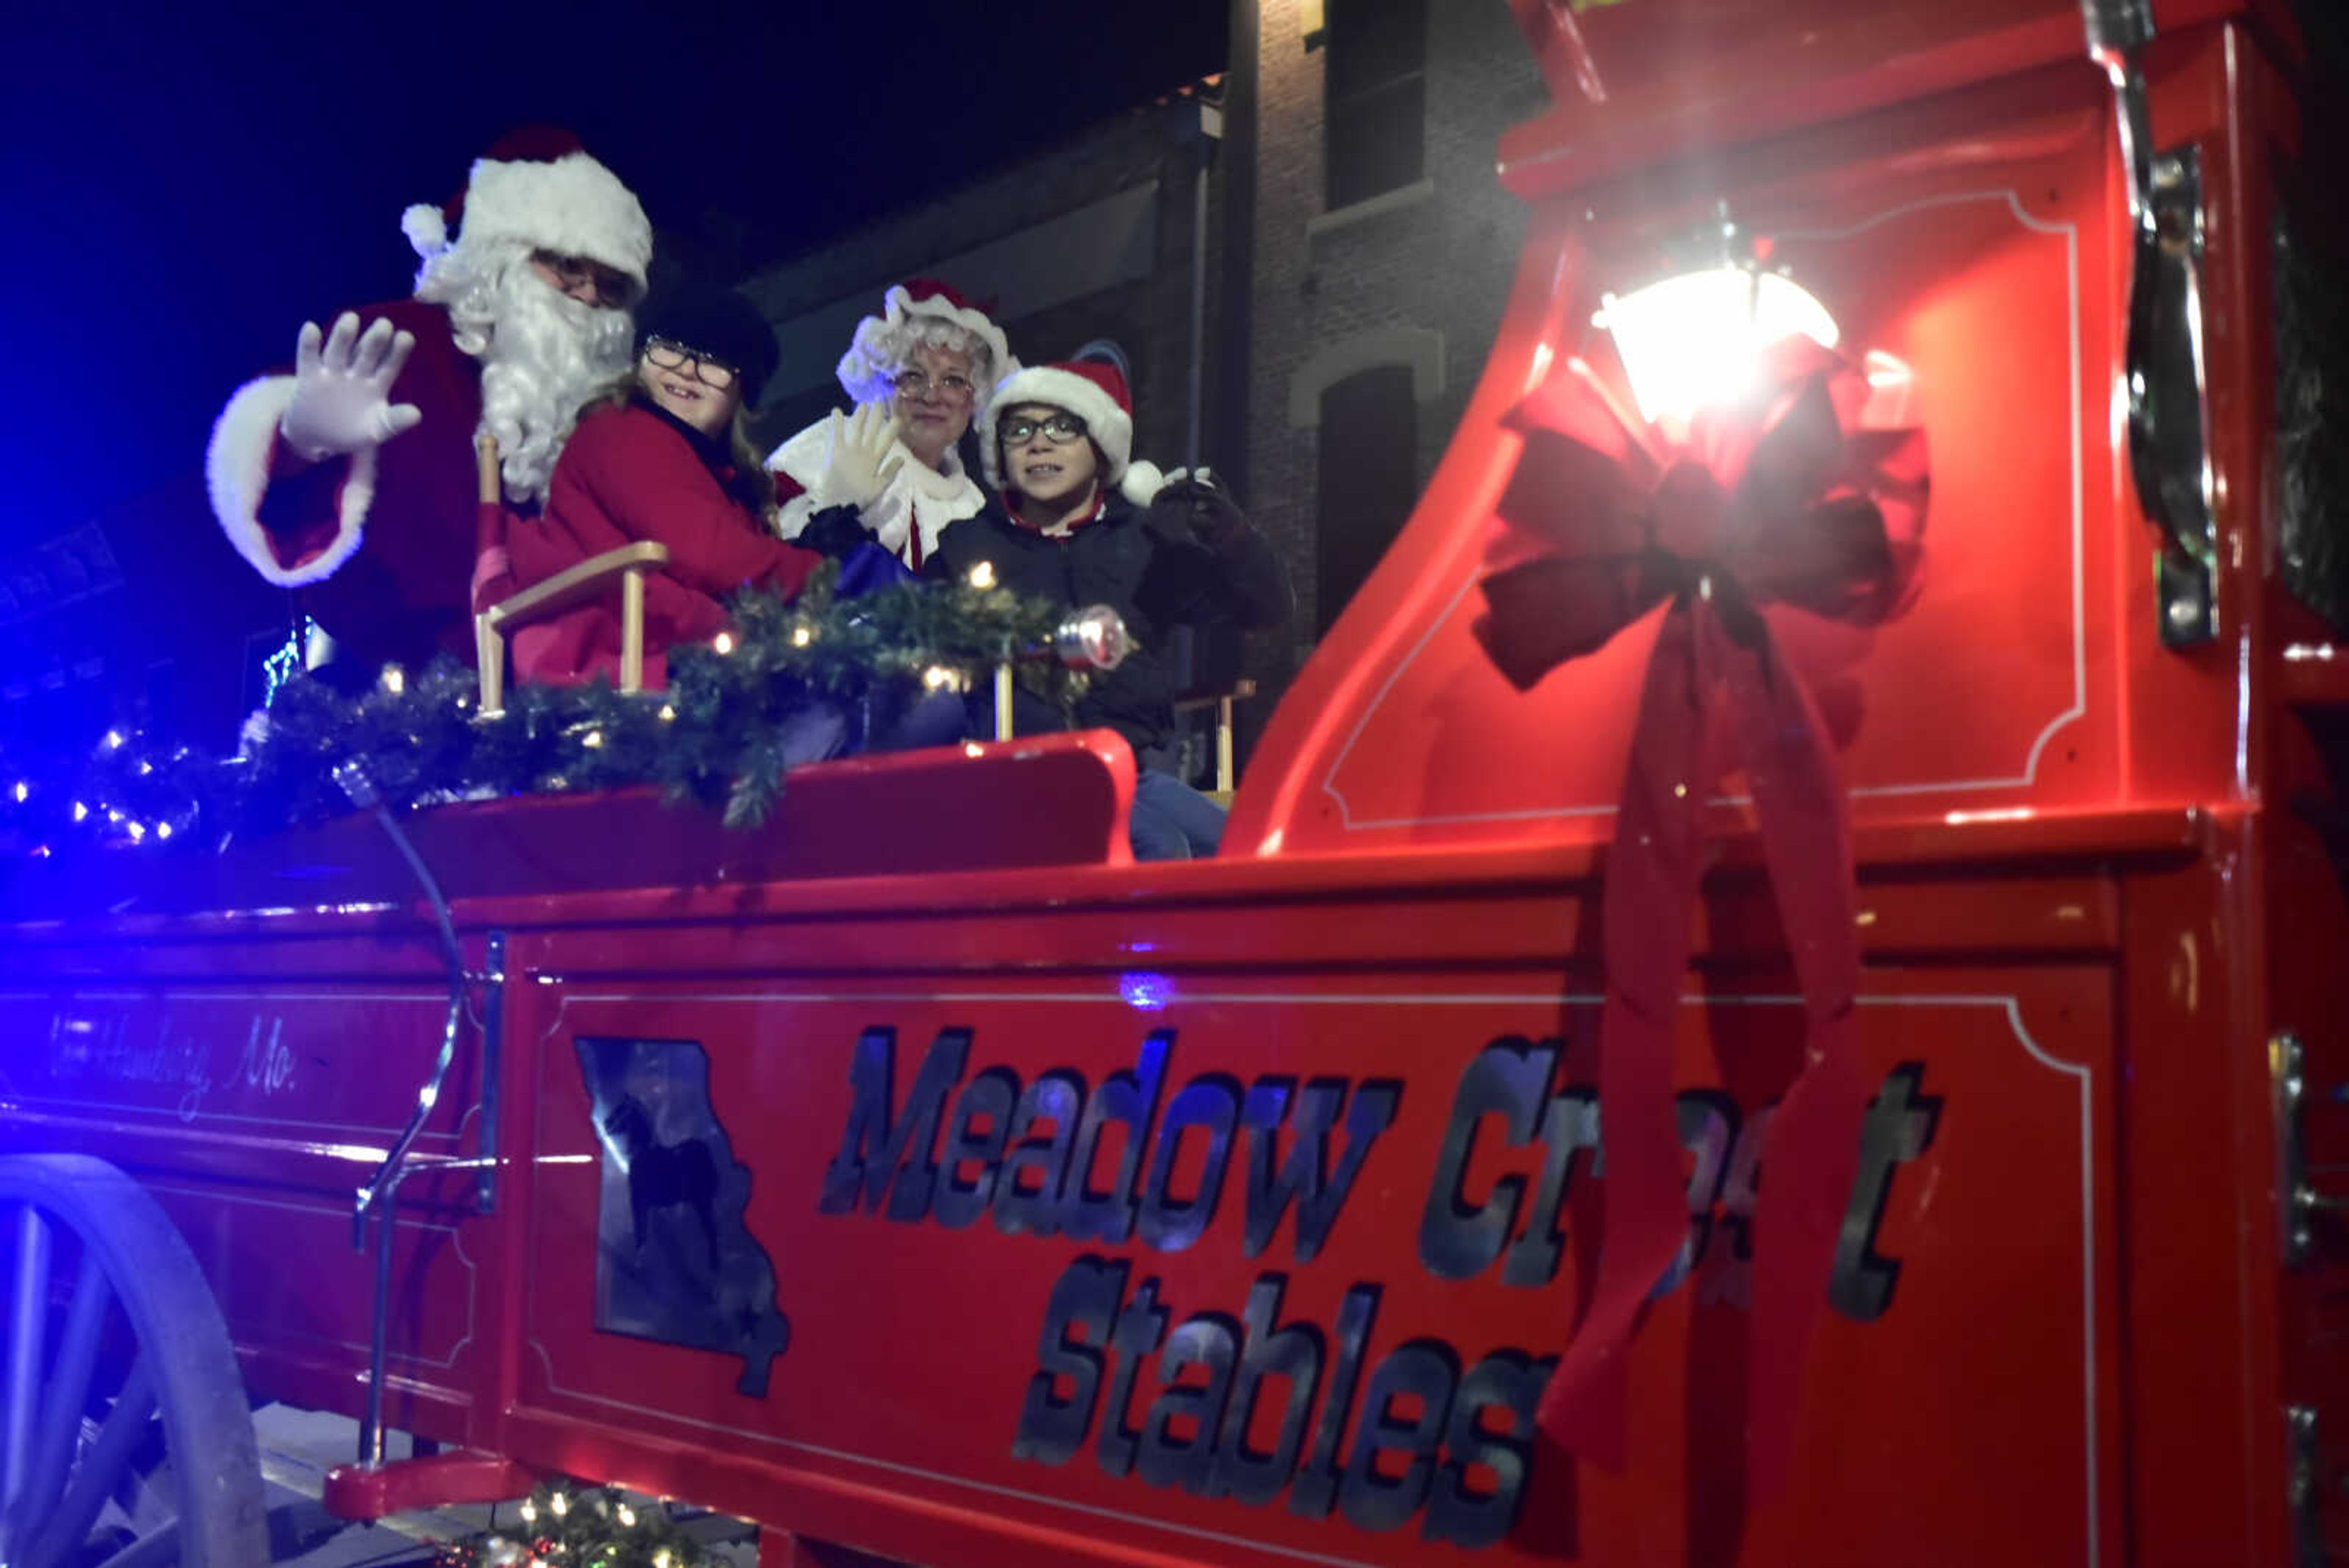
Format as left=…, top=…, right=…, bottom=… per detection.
left=1595, top=264, right=1841, bottom=429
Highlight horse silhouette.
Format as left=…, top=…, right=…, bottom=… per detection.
left=603, top=1094, right=721, bottom=1264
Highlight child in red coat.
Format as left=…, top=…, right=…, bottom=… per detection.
left=507, top=280, right=821, bottom=689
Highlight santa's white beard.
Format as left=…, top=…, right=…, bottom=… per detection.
left=417, top=245, right=633, bottom=503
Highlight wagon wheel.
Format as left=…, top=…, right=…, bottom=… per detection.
left=0, top=1154, right=268, bottom=1567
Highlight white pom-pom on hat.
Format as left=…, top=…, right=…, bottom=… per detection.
left=1118, top=459, right=1166, bottom=505
left=401, top=204, right=448, bottom=261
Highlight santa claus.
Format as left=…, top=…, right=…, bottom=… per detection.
left=204, top=129, right=652, bottom=676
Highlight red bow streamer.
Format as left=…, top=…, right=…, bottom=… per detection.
left=1473, top=336, right=1926, bottom=1495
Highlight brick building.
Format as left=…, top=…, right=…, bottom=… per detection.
left=1244, top=0, right=1546, bottom=648
left=735, top=89, right=1230, bottom=487
left=733, top=4, right=1548, bottom=768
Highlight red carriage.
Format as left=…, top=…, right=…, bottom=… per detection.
left=4, top=0, right=2343, bottom=1562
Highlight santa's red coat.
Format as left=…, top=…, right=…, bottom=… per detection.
left=205, top=299, right=485, bottom=671
left=505, top=401, right=823, bottom=690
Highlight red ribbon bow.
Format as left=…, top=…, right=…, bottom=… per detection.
left=1473, top=335, right=1926, bottom=1495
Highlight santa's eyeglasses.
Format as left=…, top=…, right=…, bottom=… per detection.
left=532, top=250, right=633, bottom=306
left=644, top=338, right=739, bottom=390
left=1000, top=414, right=1088, bottom=447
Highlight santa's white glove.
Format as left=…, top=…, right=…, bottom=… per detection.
left=817, top=403, right=905, bottom=511
left=278, top=313, right=423, bottom=462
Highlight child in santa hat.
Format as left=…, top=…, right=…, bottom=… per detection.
left=766, top=280, right=1015, bottom=571
left=924, top=358, right=1293, bottom=860
left=503, top=278, right=827, bottom=705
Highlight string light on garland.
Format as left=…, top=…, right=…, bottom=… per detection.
left=0, top=564, right=1118, bottom=858
left=432, top=1480, right=723, bottom=1568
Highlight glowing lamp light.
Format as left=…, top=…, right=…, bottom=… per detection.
left=10, top=781, right=26, bottom=803
left=1595, top=266, right=1841, bottom=428
left=968, top=560, right=997, bottom=590
left=711, top=631, right=737, bottom=656
left=790, top=625, right=813, bottom=647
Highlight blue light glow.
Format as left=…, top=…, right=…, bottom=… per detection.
left=261, top=618, right=316, bottom=708
left=1119, top=972, right=1174, bottom=1011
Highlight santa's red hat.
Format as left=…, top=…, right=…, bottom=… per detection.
left=836, top=278, right=1016, bottom=406
left=980, top=359, right=1167, bottom=503
left=400, top=127, right=651, bottom=299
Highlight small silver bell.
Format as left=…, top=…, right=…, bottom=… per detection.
left=1052, top=605, right=1134, bottom=672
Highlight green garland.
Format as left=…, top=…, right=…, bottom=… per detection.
left=432, top=1480, right=722, bottom=1568
left=0, top=565, right=1094, bottom=858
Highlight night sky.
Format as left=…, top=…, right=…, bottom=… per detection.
left=0, top=1, right=1228, bottom=546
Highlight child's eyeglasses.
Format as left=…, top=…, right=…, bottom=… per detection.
left=1001, top=414, right=1088, bottom=447
left=644, top=338, right=739, bottom=390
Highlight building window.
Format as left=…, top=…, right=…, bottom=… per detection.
left=1315, top=364, right=1417, bottom=635
left=1324, top=0, right=1427, bottom=210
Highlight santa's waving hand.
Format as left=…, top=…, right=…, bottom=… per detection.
left=280, top=314, right=425, bottom=461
